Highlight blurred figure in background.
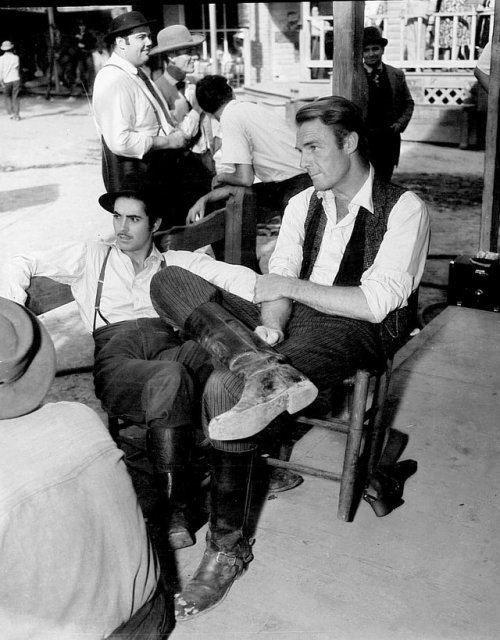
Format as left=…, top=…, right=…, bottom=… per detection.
left=0, top=40, right=21, bottom=120
left=363, top=27, right=415, bottom=182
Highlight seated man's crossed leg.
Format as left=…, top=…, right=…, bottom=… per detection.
left=149, top=266, right=385, bottom=620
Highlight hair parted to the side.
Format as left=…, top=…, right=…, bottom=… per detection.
left=115, top=192, right=161, bottom=229
left=296, top=96, right=368, bottom=159
left=195, top=75, right=234, bottom=115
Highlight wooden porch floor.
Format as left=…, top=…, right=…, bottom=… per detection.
left=168, top=305, right=500, bottom=640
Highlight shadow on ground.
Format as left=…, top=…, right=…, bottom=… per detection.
left=0, top=184, right=59, bottom=212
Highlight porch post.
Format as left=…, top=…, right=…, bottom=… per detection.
left=209, top=3, right=219, bottom=74
left=331, top=1, right=367, bottom=116
left=480, top=2, right=500, bottom=252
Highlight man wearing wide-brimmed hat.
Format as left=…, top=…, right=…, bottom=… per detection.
left=362, top=26, right=414, bottom=182
left=0, top=297, right=171, bottom=636
left=0, top=40, right=21, bottom=120
left=93, top=11, right=199, bottom=227
left=149, top=24, right=215, bottom=211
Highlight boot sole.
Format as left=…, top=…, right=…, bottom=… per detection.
left=175, top=567, right=247, bottom=621
left=208, top=379, right=318, bottom=441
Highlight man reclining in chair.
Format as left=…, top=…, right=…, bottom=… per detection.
left=0, top=180, right=317, bottom=607
left=148, top=95, right=430, bottom=620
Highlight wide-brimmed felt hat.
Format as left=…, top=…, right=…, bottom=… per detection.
left=0, top=297, right=56, bottom=419
left=1, top=41, right=14, bottom=51
left=106, top=11, right=156, bottom=42
left=363, top=26, right=388, bottom=48
left=149, top=24, right=205, bottom=56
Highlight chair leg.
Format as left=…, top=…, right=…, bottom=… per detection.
left=367, top=359, right=393, bottom=475
left=337, top=369, right=370, bottom=522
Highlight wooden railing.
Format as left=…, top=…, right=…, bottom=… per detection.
left=303, top=7, right=493, bottom=75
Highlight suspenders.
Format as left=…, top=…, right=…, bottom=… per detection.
left=92, top=246, right=166, bottom=333
left=105, top=63, right=173, bottom=136
left=93, top=246, right=113, bottom=332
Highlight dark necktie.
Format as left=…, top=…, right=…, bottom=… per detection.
left=136, top=67, right=176, bottom=127
left=176, top=80, right=186, bottom=93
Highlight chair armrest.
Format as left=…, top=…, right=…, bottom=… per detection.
left=155, top=207, right=226, bottom=252
left=155, top=185, right=259, bottom=271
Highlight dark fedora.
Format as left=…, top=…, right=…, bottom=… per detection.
left=106, top=11, right=156, bottom=43
left=363, top=26, right=388, bottom=48
left=99, top=179, right=157, bottom=215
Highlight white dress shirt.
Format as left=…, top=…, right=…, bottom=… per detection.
left=92, top=53, right=176, bottom=159
left=268, top=168, right=430, bottom=322
left=1, top=242, right=258, bottom=332
left=219, top=99, right=306, bottom=183
left=0, top=402, right=159, bottom=638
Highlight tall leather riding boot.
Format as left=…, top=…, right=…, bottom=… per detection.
left=174, top=447, right=255, bottom=620
left=147, top=426, right=195, bottom=550
left=185, top=302, right=318, bottom=440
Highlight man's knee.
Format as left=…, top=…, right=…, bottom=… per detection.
left=151, top=266, right=220, bottom=327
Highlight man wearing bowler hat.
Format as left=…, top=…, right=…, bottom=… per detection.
left=363, top=26, right=414, bottom=182
left=93, top=11, right=198, bottom=228
left=0, top=297, right=171, bottom=637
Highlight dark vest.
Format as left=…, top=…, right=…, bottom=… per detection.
left=299, top=178, right=417, bottom=354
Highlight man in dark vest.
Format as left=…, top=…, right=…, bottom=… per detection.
left=149, top=95, right=430, bottom=622
left=363, top=26, right=415, bottom=182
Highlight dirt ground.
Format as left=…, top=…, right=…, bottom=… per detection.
left=0, top=94, right=486, bottom=397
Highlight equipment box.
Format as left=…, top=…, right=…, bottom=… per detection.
left=448, top=255, right=500, bottom=312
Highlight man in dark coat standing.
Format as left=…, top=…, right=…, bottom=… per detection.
left=363, top=27, right=415, bottom=182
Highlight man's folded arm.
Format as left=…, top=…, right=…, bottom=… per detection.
left=0, top=243, right=87, bottom=304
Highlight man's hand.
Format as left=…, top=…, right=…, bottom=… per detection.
left=166, top=129, right=189, bottom=149
left=254, top=325, right=284, bottom=346
left=211, top=174, right=225, bottom=189
left=186, top=196, right=207, bottom=224
left=254, top=274, right=291, bottom=304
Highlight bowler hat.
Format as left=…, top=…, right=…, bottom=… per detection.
left=363, top=26, right=388, bottom=48
left=106, top=11, right=155, bottom=42
left=0, top=297, right=56, bottom=419
left=1, top=41, right=14, bottom=51
left=99, top=182, right=157, bottom=215
left=149, top=24, right=205, bottom=56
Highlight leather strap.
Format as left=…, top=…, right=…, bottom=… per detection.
left=136, top=67, right=177, bottom=128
